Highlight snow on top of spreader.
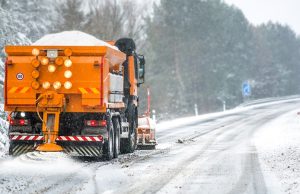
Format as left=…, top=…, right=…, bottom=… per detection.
left=32, top=31, right=118, bottom=50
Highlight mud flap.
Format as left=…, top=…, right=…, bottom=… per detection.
left=9, top=141, right=42, bottom=156
left=57, top=142, right=103, bottom=158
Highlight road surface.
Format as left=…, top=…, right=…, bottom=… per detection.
left=0, top=98, right=300, bottom=194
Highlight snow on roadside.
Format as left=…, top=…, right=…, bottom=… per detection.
left=254, top=109, right=300, bottom=194
left=0, top=104, right=8, bottom=157
left=32, top=31, right=119, bottom=50
left=0, top=152, right=91, bottom=194
left=157, top=97, right=300, bottom=132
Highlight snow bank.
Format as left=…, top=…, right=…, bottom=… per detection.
left=32, top=31, right=119, bottom=50
left=0, top=152, right=91, bottom=193
left=254, top=109, right=300, bottom=194
left=157, top=97, right=300, bottom=132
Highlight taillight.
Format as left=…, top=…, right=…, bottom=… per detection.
left=85, top=120, right=107, bottom=127
left=19, top=119, right=26, bottom=125
left=10, top=119, right=29, bottom=126
left=100, top=120, right=107, bottom=126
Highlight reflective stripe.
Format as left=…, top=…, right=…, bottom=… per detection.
left=78, top=136, right=84, bottom=141
left=56, top=136, right=103, bottom=142
left=90, top=88, right=100, bottom=94
left=79, top=87, right=100, bottom=94
left=19, top=87, right=30, bottom=93
left=86, top=137, right=92, bottom=141
left=78, top=88, right=88, bottom=94
left=8, top=87, right=18, bottom=93
left=10, top=135, right=44, bottom=141
left=69, top=136, right=75, bottom=141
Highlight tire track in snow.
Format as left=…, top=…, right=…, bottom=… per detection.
left=29, top=160, right=111, bottom=194
left=124, top=116, right=254, bottom=194
left=124, top=104, right=298, bottom=194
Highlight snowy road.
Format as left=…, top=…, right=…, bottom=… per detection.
left=0, top=99, right=300, bottom=194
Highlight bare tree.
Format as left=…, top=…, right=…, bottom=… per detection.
left=85, top=0, right=124, bottom=40
left=54, top=0, right=85, bottom=32
left=84, top=0, right=147, bottom=47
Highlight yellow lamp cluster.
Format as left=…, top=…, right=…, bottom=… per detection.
left=30, top=48, right=73, bottom=90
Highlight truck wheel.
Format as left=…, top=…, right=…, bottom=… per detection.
left=8, top=143, right=14, bottom=156
left=113, top=118, right=120, bottom=158
left=121, top=120, right=137, bottom=153
left=103, top=117, right=114, bottom=160
left=129, top=120, right=137, bottom=152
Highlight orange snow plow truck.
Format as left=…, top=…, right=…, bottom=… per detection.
left=4, top=37, right=145, bottom=160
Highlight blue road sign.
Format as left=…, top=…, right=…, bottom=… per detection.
left=242, top=82, right=251, bottom=97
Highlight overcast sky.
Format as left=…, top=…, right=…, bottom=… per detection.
left=223, top=0, right=300, bottom=34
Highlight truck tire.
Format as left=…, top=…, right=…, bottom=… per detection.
left=113, top=117, right=120, bottom=158
left=103, top=117, right=114, bottom=160
left=121, top=119, right=137, bottom=153
left=121, top=104, right=137, bottom=153
left=8, top=143, right=14, bottom=156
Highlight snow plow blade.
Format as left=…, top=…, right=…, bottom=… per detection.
left=137, top=142, right=157, bottom=150
left=137, top=116, right=157, bottom=150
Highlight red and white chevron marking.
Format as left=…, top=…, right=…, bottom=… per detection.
left=10, top=135, right=44, bottom=141
left=56, top=136, right=103, bottom=142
